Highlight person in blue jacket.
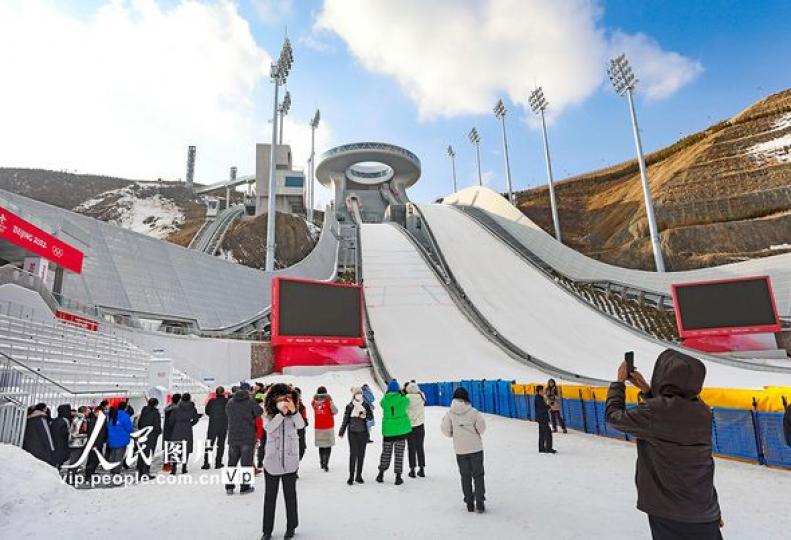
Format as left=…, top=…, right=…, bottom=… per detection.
left=106, top=402, right=134, bottom=473
left=361, top=384, right=376, bottom=443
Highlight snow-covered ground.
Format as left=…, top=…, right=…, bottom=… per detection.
left=2, top=367, right=790, bottom=539
left=748, top=133, right=791, bottom=164
left=74, top=182, right=185, bottom=239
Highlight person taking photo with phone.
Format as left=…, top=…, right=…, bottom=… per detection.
left=606, top=349, right=722, bottom=539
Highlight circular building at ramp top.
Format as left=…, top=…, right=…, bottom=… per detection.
left=316, top=142, right=421, bottom=223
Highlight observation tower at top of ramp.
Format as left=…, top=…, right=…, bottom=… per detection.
left=315, top=142, right=420, bottom=223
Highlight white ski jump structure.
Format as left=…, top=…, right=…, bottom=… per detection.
left=315, top=142, right=791, bottom=389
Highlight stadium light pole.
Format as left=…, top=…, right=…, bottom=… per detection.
left=528, top=86, right=562, bottom=242
left=226, top=166, right=237, bottom=210
left=265, top=36, right=294, bottom=272
left=308, top=109, right=320, bottom=224
left=468, top=127, right=482, bottom=186
left=278, top=91, right=291, bottom=145
left=608, top=53, right=666, bottom=272
left=447, top=145, right=458, bottom=193
left=493, top=99, right=514, bottom=204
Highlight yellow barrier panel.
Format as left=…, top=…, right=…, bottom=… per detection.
left=523, top=382, right=791, bottom=412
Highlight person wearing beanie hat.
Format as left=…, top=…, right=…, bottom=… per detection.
left=453, top=387, right=469, bottom=402
left=312, top=386, right=338, bottom=471
left=376, top=379, right=412, bottom=485
left=404, top=381, right=427, bottom=479
left=442, top=386, right=487, bottom=513
left=338, top=386, right=374, bottom=485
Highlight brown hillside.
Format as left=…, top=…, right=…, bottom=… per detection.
left=516, top=89, right=791, bottom=270
left=220, top=212, right=319, bottom=270
left=0, top=168, right=133, bottom=210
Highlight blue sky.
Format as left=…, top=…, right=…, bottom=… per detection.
left=1, top=1, right=789, bottom=205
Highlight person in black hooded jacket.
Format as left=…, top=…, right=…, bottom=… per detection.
left=137, top=398, right=162, bottom=478
left=49, top=403, right=73, bottom=469
left=534, top=386, right=555, bottom=454
left=225, top=384, right=262, bottom=495
left=606, top=348, right=722, bottom=540
left=169, top=393, right=201, bottom=474
left=23, top=403, right=56, bottom=466
left=203, top=386, right=229, bottom=469
left=784, top=402, right=791, bottom=447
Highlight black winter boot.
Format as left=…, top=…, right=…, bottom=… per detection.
left=201, top=461, right=211, bottom=470
left=395, top=473, right=403, bottom=485
left=347, top=475, right=354, bottom=485
left=355, top=474, right=364, bottom=484
left=284, top=530, right=295, bottom=539
left=181, top=464, right=187, bottom=474
left=375, top=470, right=384, bottom=483
left=476, top=501, right=486, bottom=514
left=408, top=467, right=416, bottom=478
left=417, top=466, right=425, bottom=478
left=466, top=502, right=475, bottom=512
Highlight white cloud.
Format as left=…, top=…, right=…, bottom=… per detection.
left=254, top=0, right=294, bottom=27
left=608, top=32, right=703, bottom=100
left=316, top=0, right=701, bottom=120
left=0, top=0, right=272, bottom=182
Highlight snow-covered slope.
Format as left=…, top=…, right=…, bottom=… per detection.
left=2, top=367, right=790, bottom=539
left=74, top=182, right=186, bottom=239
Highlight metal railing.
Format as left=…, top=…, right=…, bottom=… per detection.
left=0, top=351, right=128, bottom=446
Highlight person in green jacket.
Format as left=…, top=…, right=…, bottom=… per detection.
left=376, top=379, right=412, bottom=485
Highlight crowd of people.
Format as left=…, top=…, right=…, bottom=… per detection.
left=18, top=350, right=791, bottom=540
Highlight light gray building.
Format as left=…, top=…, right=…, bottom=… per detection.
left=255, top=143, right=306, bottom=216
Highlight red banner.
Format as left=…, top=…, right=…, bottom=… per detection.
left=56, top=310, right=99, bottom=332
left=0, top=206, right=83, bottom=273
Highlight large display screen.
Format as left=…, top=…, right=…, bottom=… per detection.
left=672, top=276, right=780, bottom=337
left=272, top=278, right=363, bottom=345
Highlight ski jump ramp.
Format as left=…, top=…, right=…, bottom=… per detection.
left=442, top=186, right=791, bottom=319
left=356, top=197, right=791, bottom=388
left=360, top=223, right=549, bottom=383
left=413, top=203, right=791, bottom=388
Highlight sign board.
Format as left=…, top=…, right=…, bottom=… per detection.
left=56, top=310, right=99, bottom=332
left=271, top=277, right=364, bottom=347
left=0, top=206, right=83, bottom=273
left=671, top=276, right=781, bottom=338
left=23, top=256, right=49, bottom=282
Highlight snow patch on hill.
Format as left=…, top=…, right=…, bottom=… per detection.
left=74, top=182, right=185, bottom=239
left=748, top=132, right=791, bottom=164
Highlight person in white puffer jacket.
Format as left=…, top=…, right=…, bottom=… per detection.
left=441, top=387, right=487, bottom=514
left=404, top=381, right=426, bottom=478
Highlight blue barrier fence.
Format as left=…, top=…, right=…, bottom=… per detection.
left=419, top=380, right=791, bottom=469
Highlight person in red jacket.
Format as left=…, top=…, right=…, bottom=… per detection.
left=311, top=386, right=338, bottom=471
left=254, top=397, right=265, bottom=474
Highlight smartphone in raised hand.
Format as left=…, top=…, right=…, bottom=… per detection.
left=625, top=351, right=635, bottom=375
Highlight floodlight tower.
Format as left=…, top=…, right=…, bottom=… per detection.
left=493, top=99, right=514, bottom=204
left=528, top=86, right=562, bottom=242
left=278, top=91, right=291, bottom=145
left=447, top=145, right=458, bottom=193
left=468, top=127, right=482, bottom=186
left=185, top=146, right=196, bottom=194
left=265, top=36, right=294, bottom=272
left=607, top=53, right=665, bottom=272
left=226, top=166, right=237, bottom=210
left=308, top=109, right=320, bottom=223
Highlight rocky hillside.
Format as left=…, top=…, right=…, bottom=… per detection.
left=0, top=168, right=133, bottom=210
left=75, top=182, right=202, bottom=240
left=517, top=89, right=791, bottom=270
left=0, top=168, right=320, bottom=270
left=219, top=212, right=320, bottom=270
